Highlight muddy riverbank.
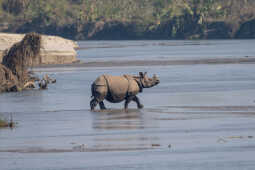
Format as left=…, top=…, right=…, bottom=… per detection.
left=36, top=56, right=255, bottom=69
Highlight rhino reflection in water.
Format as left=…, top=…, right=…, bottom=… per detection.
left=90, top=72, right=160, bottom=111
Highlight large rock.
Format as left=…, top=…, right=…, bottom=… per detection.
left=0, top=33, right=78, bottom=65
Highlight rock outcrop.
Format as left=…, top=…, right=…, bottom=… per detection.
left=0, top=33, right=78, bottom=65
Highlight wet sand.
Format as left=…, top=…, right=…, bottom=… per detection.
left=37, top=56, right=255, bottom=68
left=1, top=105, right=255, bottom=170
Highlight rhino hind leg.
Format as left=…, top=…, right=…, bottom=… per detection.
left=133, top=96, right=144, bottom=109
left=90, top=98, right=98, bottom=111
left=90, top=83, right=107, bottom=110
left=99, top=101, right=107, bottom=110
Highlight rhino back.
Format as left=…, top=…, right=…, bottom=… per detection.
left=94, top=75, right=107, bottom=86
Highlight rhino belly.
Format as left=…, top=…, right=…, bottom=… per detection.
left=105, top=90, right=126, bottom=103
left=103, top=75, right=129, bottom=103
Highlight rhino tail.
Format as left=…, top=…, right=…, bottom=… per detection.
left=91, top=83, right=95, bottom=98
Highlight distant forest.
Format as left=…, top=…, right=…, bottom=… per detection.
left=0, top=0, right=255, bottom=40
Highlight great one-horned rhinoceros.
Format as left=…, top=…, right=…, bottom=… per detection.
left=90, top=72, right=160, bottom=111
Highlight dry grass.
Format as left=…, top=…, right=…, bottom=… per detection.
left=2, top=32, right=41, bottom=83
left=0, top=32, right=42, bottom=92
left=0, top=118, right=9, bottom=128
left=0, top=64, right=19, bottom=92
left=0, top=114, right=15, bottom=128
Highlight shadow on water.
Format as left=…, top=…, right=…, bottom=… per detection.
left=87, top=108, right=162, bottom=151
left=91, top=108, right=145, bottom=130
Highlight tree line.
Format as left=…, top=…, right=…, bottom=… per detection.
left=0, top=0, right=255, bottom=40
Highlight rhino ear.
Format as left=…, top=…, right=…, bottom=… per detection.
left=139, top=72, right=144, bottom=78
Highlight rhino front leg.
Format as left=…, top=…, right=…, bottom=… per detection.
left=99, top=101, right=107, bottom=110
left=124, top=96, right=134, bottom=112
left=133, top=96, right=144, bottom=109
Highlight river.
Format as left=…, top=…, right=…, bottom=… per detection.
left=1, top=40, right=255, bottom=170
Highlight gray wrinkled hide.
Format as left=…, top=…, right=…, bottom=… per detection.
left=92, top=74, right=139, bottom=103
left=90, top=72, right=159, bottom=111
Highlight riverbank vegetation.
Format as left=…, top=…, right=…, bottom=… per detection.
left=0, top=116, right=14, bottom=128
left=0, top=0, right=255, bottom=40
left=0, top=118, right=8, bottom=127
left=0, top=32, right=41, bottom=93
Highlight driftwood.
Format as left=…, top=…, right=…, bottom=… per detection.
left=38, top=74, right=56, bottom=90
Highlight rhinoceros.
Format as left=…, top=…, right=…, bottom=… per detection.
left=90, top=72, right=160, bottom=111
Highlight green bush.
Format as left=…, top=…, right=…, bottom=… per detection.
left=0, top=0, right=254, bottom=39
left=2, top=0, right=28, bottom=15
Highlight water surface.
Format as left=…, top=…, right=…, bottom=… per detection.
left=1, top=40, right=255, bottom=170
left=78, top=40, right=255, bottom=62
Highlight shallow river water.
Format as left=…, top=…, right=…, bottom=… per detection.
left=1, top=40, right=255, bottom=170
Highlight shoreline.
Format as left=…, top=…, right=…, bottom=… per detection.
left=35, top=57, right=255, bottom=69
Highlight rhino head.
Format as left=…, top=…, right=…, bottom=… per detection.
left=138, top=72, right=160, bottom=88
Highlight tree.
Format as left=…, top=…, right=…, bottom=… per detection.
left=2, top=0, right=29, bottom=15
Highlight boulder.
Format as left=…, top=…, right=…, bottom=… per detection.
left=0, top=33, right=78, bottom=65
